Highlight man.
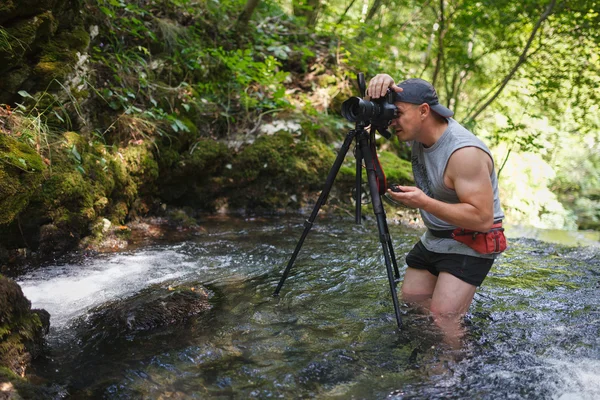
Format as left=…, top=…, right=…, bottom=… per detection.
left=367, top=74, right=505, bottom=341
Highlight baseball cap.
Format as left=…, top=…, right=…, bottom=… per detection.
left=394, top=78, right=454, bottom=118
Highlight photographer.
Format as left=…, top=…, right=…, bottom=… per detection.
left=367, top=74, right=506, bottom=344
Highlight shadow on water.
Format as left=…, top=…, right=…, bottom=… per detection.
left=16, top=216, right=600, bottom=399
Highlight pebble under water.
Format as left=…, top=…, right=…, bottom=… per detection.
left=16, top=216, right=600, bottom=399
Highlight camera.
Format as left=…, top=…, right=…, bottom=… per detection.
left=341, top=89, right=398, bottom=139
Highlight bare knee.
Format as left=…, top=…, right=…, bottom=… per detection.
left=429, top=306, right=462, bottom=322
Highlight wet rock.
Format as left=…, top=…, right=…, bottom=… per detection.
left=74, top=283, right=213, bottom=354
left=38, top=223, right=79, bottom=259
left=0, top=275, right=49, bottom=377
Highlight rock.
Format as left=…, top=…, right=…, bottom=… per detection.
left=74, top=283, right=213, bottom=354
left=0, top=275, right=49, bottom=377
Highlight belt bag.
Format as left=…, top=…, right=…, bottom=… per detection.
left=451, top=222, right=507, bottom=254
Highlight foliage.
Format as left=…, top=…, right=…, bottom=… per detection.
left=309, top=0, right=600, bottom=229
left=88, top=0, right=294, bottom=141
left=2, top=0, right=600, bottom=230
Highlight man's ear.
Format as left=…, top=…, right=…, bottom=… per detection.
left=419, top=103, right=430, bottom=119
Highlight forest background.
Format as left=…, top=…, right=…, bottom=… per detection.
left=1, top=0, right=600, bottom=263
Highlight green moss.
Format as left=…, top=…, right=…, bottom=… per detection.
left=376, top=151, right=413, bottom=185
left=121, top=145, right=159, bottom=183
left=108, top=200, right=129, bottom=223
left=29, top=27, right=89, bottom=90
left=157, top=146, right=180, bottom=170
left=158, top=139, right=232, bottom=210
left=0, top=275, right=45, bottom=382
left=185, top=139, right=230, bottom=174
left=0, top=134, right=45, bottom=225
left=42, top=171, right=94, bottom=224
left=5, top=12, right=56, bottom=50
left=0, top=365, right=54, bottom=399
left=33, top=60, right=68, bottom=82
left=224, top=132, right=335, bottom=210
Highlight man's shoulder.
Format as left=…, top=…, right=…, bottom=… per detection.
left=447, top=118, right=475, bottom=137
left=446, top=119, right=489, bottom=149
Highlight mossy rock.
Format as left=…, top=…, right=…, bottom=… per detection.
left=0, top=0, right=88, bottom=103
left=0, top=275, right=49, bottom=377
left=0, top=131, right=145, bottom=253
left=158, top=139, right=232, bottom=210
left=31, top=27, right=90, bottom=91
left=224, top=132, right=335, bottom=211
left=0, top=134, right=45, bottom=225
left=0, top=0, right=58, bottom=25
left=122, top=144, right=159, bottom=179
left=0, top=274, right=51, bottom=398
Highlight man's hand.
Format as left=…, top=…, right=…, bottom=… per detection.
left=367, top=74, right=403, bottom=99
left=386, top=185, right=430, bottom=209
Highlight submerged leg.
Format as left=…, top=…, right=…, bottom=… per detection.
left=400, top=267, right=438, bottom=310
left=429, top=272, right=477, bottom=348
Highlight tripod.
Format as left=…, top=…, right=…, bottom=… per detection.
left=273, top=120, right=404, bottom=329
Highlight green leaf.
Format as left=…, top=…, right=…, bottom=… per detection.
left=71, top=145, right=81, bottom=162
left=99, top=6, right=114, bottom=17
left=174, top=119, right=189, bottom=132
left=17, top=90, right=33, bottom=99
left=53, top=110, right=65, bottom=123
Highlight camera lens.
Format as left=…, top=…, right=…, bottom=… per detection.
left=342, top=97, right=378, bottom=122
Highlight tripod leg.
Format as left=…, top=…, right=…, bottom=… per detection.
left=274, top=130, right=356, bottom=296
left=357, top=133, right=403, bottom=329
left=355, top=146, right=362, bottom=224
left=382, top=217, right=401, bottom=280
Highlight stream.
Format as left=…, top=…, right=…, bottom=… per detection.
left=16, top=215, right=600, bottom=399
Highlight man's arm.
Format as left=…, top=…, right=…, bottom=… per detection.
left=387, top=147, right=495, bottom=232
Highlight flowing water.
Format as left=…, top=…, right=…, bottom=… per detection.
left=15, top=216, right=600, bottom=399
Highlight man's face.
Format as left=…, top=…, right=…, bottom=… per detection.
left=390, top=102, right=423, bottom=142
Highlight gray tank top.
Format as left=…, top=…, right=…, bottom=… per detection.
left=411, top=118, right=505, bottom=259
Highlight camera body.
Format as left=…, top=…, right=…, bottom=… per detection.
left=341, top=89, right=397, bottom=138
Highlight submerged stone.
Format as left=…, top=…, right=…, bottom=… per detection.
left=74, top=283, right=213, bottom=354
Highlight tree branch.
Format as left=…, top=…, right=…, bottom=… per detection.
left=337, top=0, right=358, bottom=25
left=464, top=0, right=558, bottom=124
left=431, top=0, right=445, bottom=86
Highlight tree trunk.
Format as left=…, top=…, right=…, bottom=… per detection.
left=293, top=0, right=321, bottom=29
left=431, top=0, right=445, bottom=87
left=364, top=0, right=384, bottom=23
left=354, top=0, right=387, bottom=41
left=237, top=0, right=261, bottom=31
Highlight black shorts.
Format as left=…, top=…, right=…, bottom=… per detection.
left=405, top=241, right=494, bottom=287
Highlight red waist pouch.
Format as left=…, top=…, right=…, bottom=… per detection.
left=451, top=222, right=507, bottom=254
